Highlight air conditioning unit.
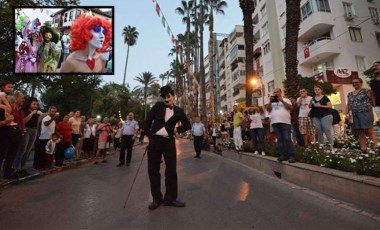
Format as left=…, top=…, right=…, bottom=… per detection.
left=373, top=17, right=380, bottom=25
left=345, top=12, right=354, bottom=21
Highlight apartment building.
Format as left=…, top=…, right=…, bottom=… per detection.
left=252, top=0, right=380, bottom=110
left=217, top=25, right=246, bottom=113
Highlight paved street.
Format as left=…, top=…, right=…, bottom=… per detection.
left=1, top=139, right=379, bottom=229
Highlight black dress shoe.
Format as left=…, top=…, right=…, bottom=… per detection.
left=163, top=200, right=186, bottom=207
left=148, top=199, right=163, bottom=210
left=116, top=163, right=124, bottom=167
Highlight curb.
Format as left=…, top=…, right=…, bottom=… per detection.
left=0, top=151, right=118, bottom=188
left=216, top=148, right=380, bottom=215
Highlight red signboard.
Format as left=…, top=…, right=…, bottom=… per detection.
left=326, top=70, right=358, bottom=84
left=304, top=47, right=310, bottom=59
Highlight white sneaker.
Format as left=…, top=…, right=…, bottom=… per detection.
left=261, top=151, right=266, bottom=156
left=254, top=151, right=259, bottom=155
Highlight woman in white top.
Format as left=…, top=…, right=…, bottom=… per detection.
left=82, top=118, right=97, bottom=158
left=248, top=106, right=265, bottom=155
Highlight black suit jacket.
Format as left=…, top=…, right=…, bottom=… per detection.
left=143, top=102, right=191, bottom=138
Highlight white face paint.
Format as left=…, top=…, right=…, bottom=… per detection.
left=88, top=26, right=105, bottom=49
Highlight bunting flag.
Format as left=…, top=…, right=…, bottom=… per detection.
left=156, top=3, right=160, bottom=16
left=167, top=26, right=171, bottom=36
left=152, top=0, right=155, bottom=2
left=161, top=15, right=166, bottom=28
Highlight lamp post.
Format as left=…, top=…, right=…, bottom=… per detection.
left=251, top=78, right=265, bottom=107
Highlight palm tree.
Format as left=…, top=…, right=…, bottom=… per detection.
left=176, top=1, right=194, bottom=115
left=122, top=25, right=139, bottom=87
left=159, top=71, right=170, bottom=86
left=133, top=72, right=156, bottom=119
left=239, top=0, right=255, bottom=107
left=284, top=0, right=302, bottom=99
left=206, top=0, right=227, bottom=122
left=199, top=0, right=207, bottom=124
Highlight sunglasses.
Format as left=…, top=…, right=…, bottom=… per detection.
left=352, top=82, right=360, bottom=84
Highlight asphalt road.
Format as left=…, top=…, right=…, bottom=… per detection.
left=1, top=139, right=379, bottom=229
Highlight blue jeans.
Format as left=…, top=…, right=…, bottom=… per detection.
left=13, top=127, right=37, bottom=169
left=250, top=128, right=265, bottom=153
left=313, top=115, right=333, bottom=144
left=272, top=123, right=295, bottom=158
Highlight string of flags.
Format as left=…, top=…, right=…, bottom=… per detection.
left=150, top=0, right=200, bottom=91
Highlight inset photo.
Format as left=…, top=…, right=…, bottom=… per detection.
left=14, top=6, right=114, bottom=75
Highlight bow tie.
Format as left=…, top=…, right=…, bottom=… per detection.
left=165, top=104, right=173, bottom=110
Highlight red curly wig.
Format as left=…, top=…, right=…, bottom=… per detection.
left=70, top=15, right=112, bottom=52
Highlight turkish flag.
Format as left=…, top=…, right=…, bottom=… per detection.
left=304, top=47, right=310, bottom=59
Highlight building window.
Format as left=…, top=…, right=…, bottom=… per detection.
left=349, top=27, right=363, bottom=42
left=343, top=2, right=355, bottom=17
left=261, top=22, right=268, bottom=37
left=369, top=7, right=380, bottom=23
left=355, top=56, right=366, bottom=72
left=64, top=12, right=68, bottom=22
left=316, top=0, right=331, bottom=12
left=281, top=25, right=286, bottom=41
left=69, top=11, right=73, bottom=21
left=260, top=4, right=267, bottom=18
left=263, top=40, right=270, bottom=55
left=376, top=32, right=380, bottom=48
left=267, top=80, right=274, bottom=95
left=301, top=1, right=313, bottom=21
left=76, top=10, right=82, bottom=18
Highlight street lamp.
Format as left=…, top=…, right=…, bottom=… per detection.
left=251, top=77, right=265, bottom=107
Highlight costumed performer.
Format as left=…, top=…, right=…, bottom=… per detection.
left=15, top=18, right=42, bottom=73
left=60, top=13, right=112, bottom=73
left=37, top=25, right=61, bottom=73
left=143, top=85, right=191, bottom=210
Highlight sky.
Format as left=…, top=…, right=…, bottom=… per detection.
left=26, top=0, right=244, bottom=88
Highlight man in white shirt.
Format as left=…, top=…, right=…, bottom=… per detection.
left=297, top=88, right=315, bottom=146
left=191, top=116, right=206, bottom=158
left=34, top=106, right=59, bottom=170
left=117, top=112, right=139, bottom=167
left=266, top=88, right=296, bottom=163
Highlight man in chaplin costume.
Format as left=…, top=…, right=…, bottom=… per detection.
left=143, top=85, right=191, bottom=210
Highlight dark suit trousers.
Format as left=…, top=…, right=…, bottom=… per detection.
left=193, top=136, right=203, bottom=157
left=120, top=135, right=135, bottom=164
left=148, top=135, right=177, bottom=201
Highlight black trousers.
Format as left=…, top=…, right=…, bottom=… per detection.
left=119, top=135, right=135, bottom=164
left=148, top=135, right=177, bottom=201
left=3, top=134, right=21, bottom=178
left=33, top=139, right=49, bottom=169
left=193, top=136, right=203, bottom=157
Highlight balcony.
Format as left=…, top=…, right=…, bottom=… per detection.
left=299, top=37, right=340, bottom=66
left=231, top=75, right=246, bottom=88
left=299, top=12, right=334, bottom=42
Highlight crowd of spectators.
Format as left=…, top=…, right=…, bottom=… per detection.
left=0, top=80, right=122, bottom=181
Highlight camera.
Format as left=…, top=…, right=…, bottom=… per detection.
left=271, top=95, right=279, bottom=102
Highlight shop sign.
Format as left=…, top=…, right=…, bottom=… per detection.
left=334, top=67, right=352, bottom=78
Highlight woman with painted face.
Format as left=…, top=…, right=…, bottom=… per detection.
left=60, top=14, right=112, bottom=73
left=15, top=18, right=41, bottom=73
left=143, top=85, right=191, bottom=210
left=37, top=25, right=61, bottom=73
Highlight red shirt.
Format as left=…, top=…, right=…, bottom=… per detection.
left=57, top=121, right=72, bottom=143
left=12, top=108, right=25, bottom=132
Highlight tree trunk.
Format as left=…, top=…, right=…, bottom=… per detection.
left=285, top=0, right=301, bottom=98
left=199, top=0, right=207, bottom=125
left=239, top=0, right=255, bottom=107
left=209, top=9, right=215, bottom=122
left=123, top=45, right=130, bottom=87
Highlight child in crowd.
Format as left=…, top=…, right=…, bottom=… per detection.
left=0, top=81, right=17, bottom=126
left=45, top=133, right=61, bottom=169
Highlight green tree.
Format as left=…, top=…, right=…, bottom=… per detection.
left=205, top=0, right=227, bottom=122
left=284, top=0, right=302, bottom=98
left=283, top=75, right=336, bottom=97
left=133, top=72, right=156, bottom=119
left=122, top=25, right=139, bottom=87
left=40, top=75, right=102, bottom=116
left=239, top=0, right=255, bottom=107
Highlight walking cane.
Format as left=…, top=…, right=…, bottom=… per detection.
left=123, top=145, right=148, bottom=208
